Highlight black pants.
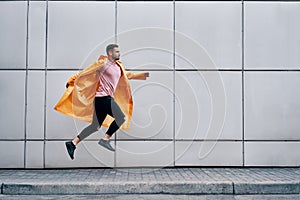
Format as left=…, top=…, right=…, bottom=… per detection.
left=77, top=96, right=125, bottom=140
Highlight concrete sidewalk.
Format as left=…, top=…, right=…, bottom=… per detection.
left=0, top=168, right=299, bottom=195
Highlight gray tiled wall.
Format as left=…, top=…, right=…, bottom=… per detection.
left=0, top=1, right=299, bottom=168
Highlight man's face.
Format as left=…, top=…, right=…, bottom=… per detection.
left=109, top=47, right=120, bottom=61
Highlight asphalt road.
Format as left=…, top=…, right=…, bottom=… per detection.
left=0, top=194, right=299, bottom=200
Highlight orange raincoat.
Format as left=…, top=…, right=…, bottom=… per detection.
left=54, top=55, right=146, bottom=130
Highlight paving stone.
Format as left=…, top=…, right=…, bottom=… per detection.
left=0, top=168, right=299, bottom=195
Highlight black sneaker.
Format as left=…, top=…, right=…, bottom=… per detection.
left=98, top=139, right=115, bottom=152
left=65, top=141, right=76, bottom=160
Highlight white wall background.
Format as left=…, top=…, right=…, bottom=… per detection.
left=0, top=0, right=300, bottom=168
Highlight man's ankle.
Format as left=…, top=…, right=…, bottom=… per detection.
left=103, top=134, right=111, bottom=141
left=72, top=136, right=81, bottom=146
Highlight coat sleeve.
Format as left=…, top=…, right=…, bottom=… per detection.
left=125, top=70, right=146, bottom=80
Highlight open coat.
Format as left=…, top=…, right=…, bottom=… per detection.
left=54, top=55, right=146, bottom=130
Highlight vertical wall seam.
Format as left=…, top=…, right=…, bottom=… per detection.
left=24, top=0, right=30, bottom=169
left=43, top=0, right=49, bottom=169
left=241, top=0, right=245, bottom=167
left=114, top=0, right=118, bottom=168
left=115, top=0, right=118, bottom=44
left=173, top=0, right=176, bottom=167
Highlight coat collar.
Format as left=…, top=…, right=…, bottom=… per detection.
left=98, top=55, right=124, bottom=76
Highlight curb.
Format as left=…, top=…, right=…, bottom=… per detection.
left=2, top=182, right=232, bottom=195
left=2, top=181, right=299, bottom=195
left=233, top=182, right=300, bottom=195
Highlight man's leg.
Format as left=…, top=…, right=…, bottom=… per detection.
left=98, top=97, right=125, bottom=151
left=76, top=112, right=100, bottom=143
left=66, top=98, right=108, bottom=159
left=65, top=112, right=100, bottom=160
left=105, top=97, right=125, bottom=139
left=75, top=97, right=109, bottom=143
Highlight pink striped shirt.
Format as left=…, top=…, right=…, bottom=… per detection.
left=95, top=60, right=121, bottom=98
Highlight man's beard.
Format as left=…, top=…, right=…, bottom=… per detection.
left=113, top=56, right=120, bottom=61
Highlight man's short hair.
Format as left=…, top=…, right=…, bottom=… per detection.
left=106, top=44, right=118, bottom=55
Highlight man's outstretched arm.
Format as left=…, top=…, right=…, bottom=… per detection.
left=125, top=71, right=150, bottom=80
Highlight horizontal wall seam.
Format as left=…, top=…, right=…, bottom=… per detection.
left=0, top=68, right=300, bottom=72
left=1, top=139, right=300, bottom=142
left=2, top=68, right=300, bottom=72
left=2, top=0, right=300, bottom=3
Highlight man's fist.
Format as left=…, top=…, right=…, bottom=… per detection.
left=144, top=72, right=150, bottom=79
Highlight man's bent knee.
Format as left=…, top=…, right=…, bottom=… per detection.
left=116, top=116, right=125, bottom=127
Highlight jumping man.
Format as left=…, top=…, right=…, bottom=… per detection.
left=54, top=44, right=150, bottom=159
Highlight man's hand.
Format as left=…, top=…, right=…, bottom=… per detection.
left=143, top=72, right=150, bottom=79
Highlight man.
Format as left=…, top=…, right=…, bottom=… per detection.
left=54, top=44, right=149, bottom=160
